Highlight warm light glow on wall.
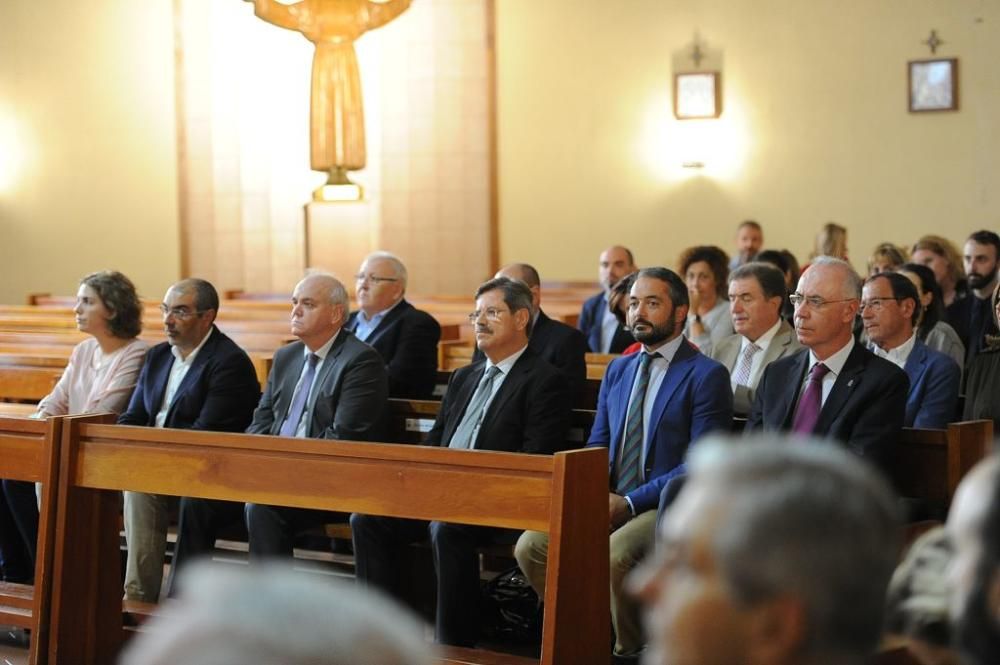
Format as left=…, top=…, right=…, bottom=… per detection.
left=638, top=93, right=751, bottom=182
left=0, top=109, right=26, bottom=195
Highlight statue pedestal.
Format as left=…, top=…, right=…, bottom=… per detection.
left=303, top=201, right=377, bottom=281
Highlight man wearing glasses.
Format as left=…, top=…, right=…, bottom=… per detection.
left=746, top=257, right=908, bottom=468
left=347, top=251, right=440, bottom=399
left=861, top=272, right=960, bottom=428
left=118, top=278, right=261, bottom=602
left=711, top=262, right=801, bottom=416
left=350, top=276, right=571, bottom=648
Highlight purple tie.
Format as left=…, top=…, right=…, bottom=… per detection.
left=280, top=353, right=319, bottom=437
left=791, top=362, right=830, bottom=434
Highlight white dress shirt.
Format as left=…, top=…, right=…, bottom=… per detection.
left=154, top=328, right=214, bottom=428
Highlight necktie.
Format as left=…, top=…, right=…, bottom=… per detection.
left=280, top=353, right=320, bottom=437
left=791, top=362, right=830, bottom=434
left=732, top=342, right=761, bottom=387
left=448, top=366, right=502, bottom=449
left=615, top=352, right=659, bottom=494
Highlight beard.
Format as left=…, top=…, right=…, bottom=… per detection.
left=967, top=265, right=998, bottom=290
left=951, top=568, right=1000, bottom=665
left=631, top=316, right=676, bottom=347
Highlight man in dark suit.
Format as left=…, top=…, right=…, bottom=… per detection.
left=711, top=262, right=802, bottom=416
left=951, top=230, right=1000, bottom=365
left=747, top=257, right=909, bottom=467
left=578, top=245, right=637, bottom=353
left=861, top=272, right=960, bottom=428
left=473, top=262, right=587, bottom=398
left=167, top=273, right=388, bottom=593
left=517, top=267, right=733, bottom=662
left=347, top=251, right=440, bottom=398
left=118, top=278, right=260, bottom=602
left=350, top=277, right=571, bottom=648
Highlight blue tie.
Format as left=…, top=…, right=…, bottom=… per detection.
left=280, top=353, right=319, bottom=437
left=615, top=352, right=659, bottom=494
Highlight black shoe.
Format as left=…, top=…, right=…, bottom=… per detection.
left=611, top=652, right=641, bottom=665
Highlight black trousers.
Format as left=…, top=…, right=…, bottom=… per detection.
left=350, top=513, right=516, bottom=648
left=0, top=480, right=38, bottom=583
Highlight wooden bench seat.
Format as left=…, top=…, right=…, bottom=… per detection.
left=46, top=417, right=610, bottom=664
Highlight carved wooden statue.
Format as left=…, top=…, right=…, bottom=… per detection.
left=247, top=0, right=412, bottom=177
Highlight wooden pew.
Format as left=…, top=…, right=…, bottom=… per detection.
left=889, top=420, right=994, bottom=509
left=0, top=415, right=71, bottom=664
left=48, top=419, right=610, bottom=665
left=0, top=354, right=65, bottom=402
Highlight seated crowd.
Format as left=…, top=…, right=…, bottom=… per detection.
left=1, top=221, right=999, bottom=664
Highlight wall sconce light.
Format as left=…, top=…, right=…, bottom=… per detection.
left=314, top=166, right=364, bottom=202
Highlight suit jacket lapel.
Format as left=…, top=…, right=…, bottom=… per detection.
left=364, top=300, right=411, bottom=346
left=903, top=340, right=927, bottom=383
left=147, top=349, right=173, bottom=421
left=442, top=363, right=485, bottom=445
left=608, top=353, right=641, bottom=456
left=481, top=352, right=532, bottom=425
left=761, top=321, right=795, bottom=367
left=645, top=344, right=696, bottom=458
left=716, top=337, right=740, bottom=372
left=815, top=344, right=865, bottom=432
left=274, top=347, right=307, bottom=434
left=779, top=350, right=811, bottom=428
left=166, top=328, right=218, bottom=417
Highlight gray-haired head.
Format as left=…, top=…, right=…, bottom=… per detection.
left=808, top=256, right=863, bottom=299
left=119, top=562, right=435, bottom=665
left=300, top=271, right=349, bottom=308
left=362, top=251, right=408, bottom=290
left=687, top=435, right=901, bottom=663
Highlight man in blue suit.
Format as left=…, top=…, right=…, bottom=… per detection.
left=862, top=272, right=960, bottom=428
left=516, top=267, right=733, bottom=662
left=578, top=245, right=637, bottom=353
left=118, top=278, right=260, bottom=602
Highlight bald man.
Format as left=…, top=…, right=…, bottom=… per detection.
left=579, top=246, right=637, bottom=353
left=473, top=263, right=586, bottom=398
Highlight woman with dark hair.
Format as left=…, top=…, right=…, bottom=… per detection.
left=0, top=271, right=148, bottom=584
left=963, top=282, right=1000, bottom=429
left=678, top=245, right=733, bottom=355
left=607, top=272, right=641, bottom=355
left=898, top=263, right=965, bottom=370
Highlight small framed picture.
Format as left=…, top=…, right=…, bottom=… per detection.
left=674, top=72, right=721, bottom=120
left=908, top=58, right=958, bottom=113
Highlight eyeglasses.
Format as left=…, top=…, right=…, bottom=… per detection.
left=858, top=297, right=900, bottom=313
left=789, top=294, right=857, bottom=310
left=467, top=307, right=508, bottom=323
left=354, top=273, right=399, bottom=285
left=159, top=305, right=206, bottom=320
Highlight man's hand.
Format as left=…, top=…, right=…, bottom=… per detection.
left=609, top=492, right=632, bottom=532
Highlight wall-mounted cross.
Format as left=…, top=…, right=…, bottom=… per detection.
left=923, top=29, right=943, bottom=55
left=690, top=33, right=705, bottom=67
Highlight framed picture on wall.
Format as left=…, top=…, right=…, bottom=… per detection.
left=908, top=58, right=958, bottom=112
left=674, top=72, right=721, bottom=119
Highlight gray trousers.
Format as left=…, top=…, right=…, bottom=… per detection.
left=123, top=491, right=169, bottom=602
left=514, top=509, right=657, bottom=656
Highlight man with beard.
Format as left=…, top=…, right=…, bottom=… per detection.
left=516, top=267, right=733, bottom=663
left=946, top=453, right=1000, bottom=665
left=728, top=219, right=764, bottom=270
left=579, top=245, right=638, bottom=353
left=953, top=230, right=1000, bottom=365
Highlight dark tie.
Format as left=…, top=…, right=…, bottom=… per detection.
left=280, top=353, right=320, bottom=437
left=448, top=366, right=502, bottom=449
left=615, top=352, right=660, bottom=494
left=791, top=362, right=830, bottom=434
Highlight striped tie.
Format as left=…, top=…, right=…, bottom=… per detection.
left=615, top=352, right=659, bottom=494
left=732, top=342, right=761, bottom=387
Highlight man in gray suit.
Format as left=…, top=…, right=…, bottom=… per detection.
left=168, top=273, right=388, bottom=589
left=712, top=262, right=801, bottom=416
